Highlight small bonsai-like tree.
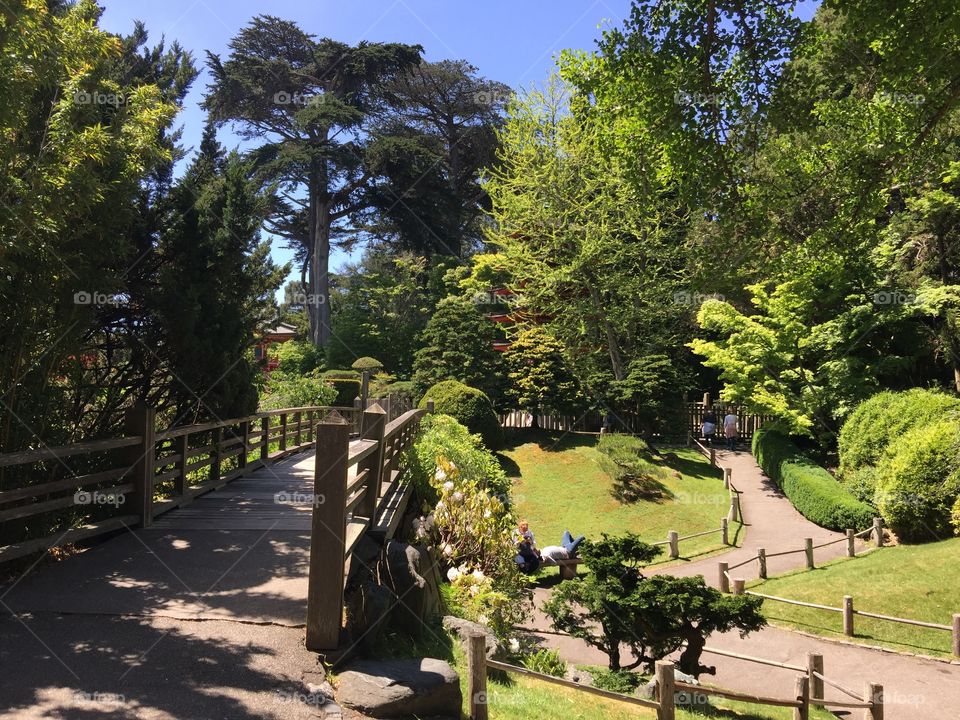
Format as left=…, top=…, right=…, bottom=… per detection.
left=543, top=534, right=765, bottom=675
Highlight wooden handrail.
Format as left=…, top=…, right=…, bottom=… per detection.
left=674, top=680, right=802, bottom=709
left=0, top=436, right=142, bottom=468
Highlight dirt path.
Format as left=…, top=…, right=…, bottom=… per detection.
left=525, top=448, right=960, bottom=720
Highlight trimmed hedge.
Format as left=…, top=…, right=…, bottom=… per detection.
left=875, top=419, right=960, bottom=542
left=838, top=389, right=960, bottom=479
left=418, top=380, right=504, bottom=450
left=321, top=370, right=361, bottom=406
left=753, top=427, right=874, bottom=532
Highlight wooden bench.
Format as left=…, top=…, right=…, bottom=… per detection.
left=542, top=557, right=582, bottom=580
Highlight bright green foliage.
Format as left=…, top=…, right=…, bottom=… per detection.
left=753, top=428, right=874, bottom=531
left=270, top=340, right=324, bottom=376
left=418, top=380, right=504, bottom=450
left=837, top=389, right=960, bottom=479
left=321, top=371, right=361, bottom=406
left=595, top=434, right=670, bottom=503
left=587, top=668, right=644, bottom=695
left=544, top=534, right=764, bottom=675
left=406, top=414, right=510, bottom=505
left=444, top=562, right=529, bottom=642
left=952, top=497, right=960, bottom=536
left=259, top=373, right=336, bottom=412
left=411, top=298, right=506, bottom=405
left=518, top=649, right=567, bottom=678
left=503, top=327, right=583, bottom=417
left=875, top=420, right=960, bottom=542
left=351, top=357, right=384, bottom=372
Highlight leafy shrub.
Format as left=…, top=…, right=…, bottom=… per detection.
left=589, top=668, right=643, bottom=695
left=951, top=495, right=960, bottom=536
left=753, top=428, right=874, bottom=531
left=270, top=340, right=323, bottom=375
left=838, top=389, right=960, bottom=479
left=418, top=380, right=504, bottom=450
left=351, top=356, right=384, bottom=372
left=844, top=465, right=879, bottom=504
left=384, top=380, right=415, bottom=401
left=596, top=434, right=668, bottom=502
left=875, top=420, right=960, bottom=542
left=259, top=372, right=337, bottom=411
left=519, top=649, right=567, bottom=678
left=444, top=564, right=528, bottom=640
left=406, top=414, right=511, bottom=504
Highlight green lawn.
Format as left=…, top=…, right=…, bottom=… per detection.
left=753, top=537, right=960, bottom=658
left=500, top=430, right=739, bottom=563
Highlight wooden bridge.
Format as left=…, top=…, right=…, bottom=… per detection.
left=0, top=401, right=428, bottom=652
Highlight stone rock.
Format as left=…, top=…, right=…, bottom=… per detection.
left=344, top=551, right=392, bottom=653
left=441, top=615, right=500, bottom=658
left=336, top=658, right=461, bottom=718
left=379, top=541, right=441, bottom=638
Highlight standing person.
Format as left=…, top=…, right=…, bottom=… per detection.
left=723, top=407, right=738, bottom=451
left=701, top=407, right=718, bottom=446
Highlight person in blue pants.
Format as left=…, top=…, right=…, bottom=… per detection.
left=562, top=530, right=585, bottom=555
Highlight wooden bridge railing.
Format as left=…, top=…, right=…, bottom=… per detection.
left=306, top=403, right=429, bottom=651
left=0, top=403, right=364, bottom=564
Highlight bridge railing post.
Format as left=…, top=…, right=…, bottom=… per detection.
left=125, top=403, right=156, bottom=527
left=357, top=403, right=387, bottom=520
left=306, top=410, right=351, bottom=652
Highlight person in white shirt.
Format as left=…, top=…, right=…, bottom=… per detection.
left=723, top=409, right=738, bottom=451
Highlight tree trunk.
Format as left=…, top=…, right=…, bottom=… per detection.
left=676, top=628, right=714, bottom=677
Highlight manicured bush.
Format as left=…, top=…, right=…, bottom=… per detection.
left=321, top=369, right=361, bottom=406
left=259, top=372, right=337, bottom=411
left=351, top=356, right=384, bottom=372
left=838, top=389, right=960, bottom=479
left=418, top=380, right=504, bottom=450
left=753, top=427, right=874, bottom=531
left=875, top=419, right=960, bottom=542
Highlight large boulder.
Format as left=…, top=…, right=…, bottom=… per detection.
left=336, top=658, right=461, bottom=718
left=441, top=615, right=500, bottom=659
left=379, top=541, right=441, bottom=638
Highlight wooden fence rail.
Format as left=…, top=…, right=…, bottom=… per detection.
left=0, top=403, right=364, bottom=564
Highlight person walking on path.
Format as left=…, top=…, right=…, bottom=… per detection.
left=723, top=408, right=738, bottom=451
left=701, top=408, right=718, bottom=446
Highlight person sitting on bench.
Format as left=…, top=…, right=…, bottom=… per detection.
left=540, top=530, right=586, bottom=564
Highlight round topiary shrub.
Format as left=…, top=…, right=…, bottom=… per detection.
left=838, top=389, right=960, bottom=480
left=875, top=419, right=960, bottom=542
left=351, top=356, right=384, bottom=372
left=418, top=380, right=504, bottom=450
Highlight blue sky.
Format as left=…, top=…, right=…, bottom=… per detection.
left=98, top=0, right=818, bottom=285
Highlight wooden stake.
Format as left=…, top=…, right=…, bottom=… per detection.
left=807, top=653, right=823, bottom=706
left=668, top=530, right=679, bottom=559
left=804, top=537, right=814, bottom=569
left=793, top=675, right=809, bottom=720
left=846, top=529, right=855, bottom=557
left=655, top=661, right=675, bottom=720
left=843, top=595, right=854, bottom=637
left=467, top=633, right=488, bottom=720
left=719, top=561, right=730, bottom=593
left=757, top=548, right=767, bottom=579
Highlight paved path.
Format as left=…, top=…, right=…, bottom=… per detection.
left=0, top=451, right=332, bottom=720
left=526, top=448, right=960, bottom=720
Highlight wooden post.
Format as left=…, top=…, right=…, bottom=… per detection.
left=732, top=577, right=745, bottom=595
left=794, top=675, right=809, bottom=720
left=260, top=416, right=270, bottom=460
left=175, top=433, right=189, bottom=502
left=306, top=410, right=314, bottom=444
left=125, top=404, right=156, bottom=528
left=846, top=528, right=855, bottom=557
left=724, top=467, right=732, bottom=489
left=279, top=413, right=287, bottom=452
left=721, top=517, right=729, bottom=545
left=210, top=426, right=222, bottom=486
left=356, top=403, right=386, bottom=520
left=294, top=411, right=302, bottom=447
left=668, top=530, right=679, bottom=559
left=952, top=613, right=960, bottom=658
left=655, top=661, right=675, bottom=720
left=360, top=370, right=370, bottom=407
left=718, top=561, right=730, bottom=593
left=843, top=595, right=854, bottom=636
left=686, top=432, right=692, bottom=448
left=240, top=420, right=250, bottom=469
left=353, top=397, right=362, bottom=434
left=866, top=682, right=883, bottom=720
left=426, top=398, right=435, bottom=414
left=710, top=447, right=716, bottom=466
left=728, top=493, right=741, bottom=523
left=758, top=548, right=767, bottom=579
left=305, top=411, right=350, bottom=652
left=873, top=517, right=884, bottom=547
left=804, top=537, right=814, bottom=569
left=467, top=633, right=488, bottom=720
left=807, top=653, right=823, bottom=705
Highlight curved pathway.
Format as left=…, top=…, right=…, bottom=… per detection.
left=525, top=448, right=960, bottom=720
